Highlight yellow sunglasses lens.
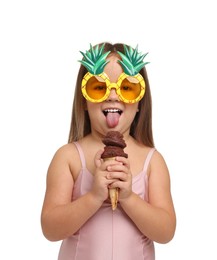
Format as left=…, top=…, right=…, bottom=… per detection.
left=119, top=77, right=142, bottom=101
left=85, top=76, right=107, bottom=100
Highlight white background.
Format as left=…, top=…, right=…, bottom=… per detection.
left=1, top=0, right=217, bottom=259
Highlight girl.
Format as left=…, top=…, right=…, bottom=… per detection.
left=41, top=43, right=176, bottom=260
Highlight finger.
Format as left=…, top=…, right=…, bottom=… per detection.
left=109, top=180, right=125, bottom=189
left=115, top=157, right=130, bottom=168
left=107, top=164, right=129, bottom=174
left=107, top=172, right=128, bottom=182
left=94, top=150, right=104, bottom=167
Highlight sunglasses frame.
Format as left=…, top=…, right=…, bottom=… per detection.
left=81, top=72, right=145, bottom=104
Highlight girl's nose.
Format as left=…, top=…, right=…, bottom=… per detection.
left=107, top=88, right=120, bottom=102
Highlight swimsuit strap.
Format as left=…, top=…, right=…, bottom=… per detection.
left=74, top=142, right=155, bottom=173
left=73, top=142, right=86, bottom=169
left=143, top=148, right=156, bottom=172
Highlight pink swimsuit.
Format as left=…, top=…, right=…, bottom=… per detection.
left=58, top=142, right=156, bottom=260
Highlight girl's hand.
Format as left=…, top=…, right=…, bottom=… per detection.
left=92, top=150, right=122, bottom=203
left=106, top=156, right=132, bottom=201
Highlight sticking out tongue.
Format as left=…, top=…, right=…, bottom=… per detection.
left=106, top=112, right=120, bottom=128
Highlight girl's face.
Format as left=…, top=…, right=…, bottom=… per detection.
left=86, top=55, right=139, bottom=136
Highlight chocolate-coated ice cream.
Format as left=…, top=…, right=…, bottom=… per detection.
left=101, top=131, right=128, bottom=159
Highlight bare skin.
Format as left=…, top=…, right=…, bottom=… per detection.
left=41, top=55, right=176, bottom=243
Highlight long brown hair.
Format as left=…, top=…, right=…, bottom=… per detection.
left=68, top=42, right=154, bottom=147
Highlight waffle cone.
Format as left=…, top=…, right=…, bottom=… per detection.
left=104, top=157, right=118, bottom=210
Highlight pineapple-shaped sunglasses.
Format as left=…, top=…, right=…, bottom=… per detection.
left=79, top=44, right=149, bottom=104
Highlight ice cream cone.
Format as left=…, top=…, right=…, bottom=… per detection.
left=104, top=157, right=118, bottom=210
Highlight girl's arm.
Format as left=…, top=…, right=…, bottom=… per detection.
left=110, top=151, right=176, bottom=244
left=41, top=145, right=108, bottom=241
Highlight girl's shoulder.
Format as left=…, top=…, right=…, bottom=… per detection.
left=127, top=139, right=168, bottom=178
left=147, top=148, right=170, bottom=182
left=53, top=142, right=78, bottom=160
left=50, top=142, right=82, bottom=179
left=149, top=149, right=168, bottom=169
